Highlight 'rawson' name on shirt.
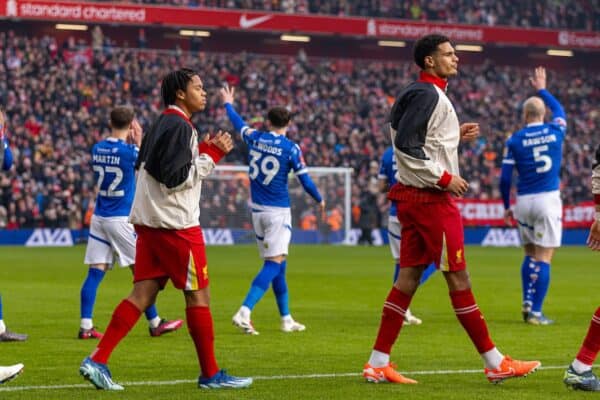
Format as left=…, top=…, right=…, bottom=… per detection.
left=521, top=134, right=557, bottom=147
left=254, top=141, right=283, bottom=156
left=92, top=154, right=121, bottom=165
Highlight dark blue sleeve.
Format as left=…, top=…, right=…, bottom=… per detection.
left=499, top=163, right=513, bottom=210
left=2, top=139, right=13, bottom=171
left=538, top=89, right=566, bottom=124
left=224, top=103, right=248, bottom=133
left=297, top=173, right=323, bottom=203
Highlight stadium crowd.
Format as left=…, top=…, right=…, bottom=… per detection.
left=0, top=31, right=598, bottom=231
left=85, top=0, right=600, bottom=31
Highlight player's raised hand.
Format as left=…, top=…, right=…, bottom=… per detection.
left=129, top=118, right=143, bottom=147
left=210, top=130, right=234, bottom=154
left=220, top=84, right=235, bottom=105
left=446, top=174, right=469, bottom=197
left=529, top=66, right=546, bottom=91
left=460, top=122, right=479, bottom=142
left=587, top=220, right=600, bottom=251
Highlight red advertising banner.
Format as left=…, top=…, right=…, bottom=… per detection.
left=1, top=0, right=599, bottom=49
left=455, top=199, right=596, bottom=228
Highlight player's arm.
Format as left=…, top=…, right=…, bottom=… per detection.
left=2, top=138, right=13, bottom=171
left=377, top=154, right=389, bottom=193
left=587, top=144, right=600, bottom=250
left=500, top=139, right=515, bottom=225
left=392, top=87, right=466, bottom=195
left=220, top=85, right=255, bottom=137
left=530, top=66, right=566, bottom=126
left=292, top=144, right=324, bottom=210
left=378, top=176, right=388, bottom=193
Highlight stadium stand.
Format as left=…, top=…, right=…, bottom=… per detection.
left=76, top=0, right=600, bottom=31
left=0, top=31, right=598, bottom=230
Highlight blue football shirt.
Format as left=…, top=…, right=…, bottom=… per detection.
left=91, top=137, right=138, bottom=217
left=241, top=126, right=307, bottom=208
left=378, top=146, right=397, bottom=217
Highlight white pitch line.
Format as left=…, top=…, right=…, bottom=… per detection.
left=0, top=365, right=567, bottom=392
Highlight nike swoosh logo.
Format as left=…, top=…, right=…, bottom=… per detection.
left=489, top=368, right=515, bottom=377
left=239, top=14, right=273, bottom=29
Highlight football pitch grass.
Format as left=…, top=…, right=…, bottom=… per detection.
left=0, top=244, right=597, bottom=399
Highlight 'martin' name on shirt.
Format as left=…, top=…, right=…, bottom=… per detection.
left=93, top=154, right=121, bottom=165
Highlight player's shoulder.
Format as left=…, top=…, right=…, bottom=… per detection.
left=160, top=113, right=194, bottom=134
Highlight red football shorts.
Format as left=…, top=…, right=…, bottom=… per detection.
left=394, top=191, right=466, bottom=272
left=133, top=225, right=209, bottom=290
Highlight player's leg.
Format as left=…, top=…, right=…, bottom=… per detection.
left=264, top=211, right=304, bottom=332
left=515, top=195, right=537, bottom=320
left=388, top=215, right=422, bottom=325
left=527, top=193, right=561, bottom=325
left=564, top=307, right=600, bottom=391
left=364, top=265, right=422, bottom=384
left=527, top=246, right=554, bottom=325
left=80, top=279, right=159, bottom=391
left=184, top=289, right=252, bottom=389
left=81, top=215, right=113, bottom=338
left=80, top=225, right=165, bottom=390
left=110, top=220, right=184, bottom=336
left=364, top=200, right=424, bottom=384
left=79, top=264, right=108, bottom=339
left=438, top=199, right=540, bottom=383
left=272, top=256, right=305, bottom=332
left=520, top=244, right=536, bottom=321
left=233, top=211, right=286, bottom=334
left=172, top=230, right=251, bottom=389
left=127, top=266, right=183, bottom=337
left=0, top=295, right=27, bottom=342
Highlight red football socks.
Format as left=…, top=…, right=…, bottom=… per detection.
left=373, top=287, right=413, bottom=354
left=450, top=288, right=495, bottom=354
left=186, top=306, right=219, bottom=378
left=576, top=307, right=600, bottom=365
left=91, top=299, right=141, bottom=364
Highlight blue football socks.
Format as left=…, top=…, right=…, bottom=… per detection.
left=272, top=260, right=289, bottom=317
left=80, top=268, right=106, bottom=319
left=520, top=255, right=534, bottom=306
left=242, top=260, right=281, bottom=310
left=532, top=261, right=550, bottom=313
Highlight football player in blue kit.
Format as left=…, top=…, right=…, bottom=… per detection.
left=80, top=106, right=183, bottom=339
left=500, top=67, right=567, bottom=325
left=221, top=85, right=324, bottom=335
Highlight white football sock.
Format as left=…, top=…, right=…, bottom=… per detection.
left=0, top=320, right=5, bottom=334
left=281, top=315, right=293, bottom=323
left=572, top=359, right=592, bottom=374
left=80, top=318, right=93, bottom=330
left=240, top=306, right=251, bottom=319
left=368, top=350, right=390, bottom=368
left=481, top=347, right=504, bottom=370
left=149, top=316, right=161, bottom=329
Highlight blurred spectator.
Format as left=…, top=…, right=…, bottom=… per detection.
left=0, top=31, right=597, bottom=232
left=73, top=0, right=600, bottom=31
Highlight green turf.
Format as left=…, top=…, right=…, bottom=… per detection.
left=0, top=244, right=597, bottom=399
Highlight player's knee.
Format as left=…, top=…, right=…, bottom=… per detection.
left=443, top=270, right=471, bottom=291
left=184, top=289, right=210, bottom=307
